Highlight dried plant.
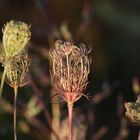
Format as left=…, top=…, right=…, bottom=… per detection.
left=49, top=40, right=91, bottom=140
left=2, top=20, right=30, bottom=57
left=0, top=20, right=31, bottom=140
left=125, top=96, right=140, bottom=125
left=5, top=52, right=29, bottom=88
left=7, top=52, right=29, bottom=140
left=0, top=20, right=31, bottom=95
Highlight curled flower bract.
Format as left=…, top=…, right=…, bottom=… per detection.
left=50, top=40, right=91, bottom=104
left=4, top=52, right=29, bottom=88
left=2, top=20, right=31, bottom=57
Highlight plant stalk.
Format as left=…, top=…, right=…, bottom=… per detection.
left=68, top=103, right=73, bottom=140
left=14, top=86, right=18, bottom=140
left=0, top=68, right=7, bottom=97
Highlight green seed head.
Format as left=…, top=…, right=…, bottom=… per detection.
left=2, top=20, right=31, bottom=57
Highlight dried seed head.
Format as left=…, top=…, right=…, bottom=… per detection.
left=125, top=96, right=140, bottom=125
left=2, top=20, right=31, bottom=57
left=50, top=40, right=91, bottom=104
left=3, top=52, right=29, bottom=88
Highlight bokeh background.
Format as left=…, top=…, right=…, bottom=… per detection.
left=0, top=0, right=140, bottom=140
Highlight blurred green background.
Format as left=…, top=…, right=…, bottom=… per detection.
left=0, top=0, right=140, bottom=140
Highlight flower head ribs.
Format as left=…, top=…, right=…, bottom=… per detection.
left=50, top=40, right=91, bottom=104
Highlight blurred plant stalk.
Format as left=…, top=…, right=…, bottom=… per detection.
left=51, top=103, right=60, bottom=140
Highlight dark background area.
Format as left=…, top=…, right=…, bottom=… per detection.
left=0, top=0, right=140, bottom=140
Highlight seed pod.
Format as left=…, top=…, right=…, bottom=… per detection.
left=2, top=20, right=31, bottom=57
left=125, top=96, right=140, bottom=125
left=3, top=52, right=29, bottom=88
left=50, top=40, right=91, bottom=104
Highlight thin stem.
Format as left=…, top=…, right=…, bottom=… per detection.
left=78, top=58, right=83, bottom=87
left=68, top=103, right=73, bottom=140
left=14, top=86, right=18, bottom=140
left=66, top=54, right=70, bottom=81
left=0, top=68, right=7, bottom=97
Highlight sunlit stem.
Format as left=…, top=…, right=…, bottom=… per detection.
left=14, top=86, right=18, bottom=140
left=0, top=68, right=7, bottom=97
left=68, top=103, right=73, bottom=140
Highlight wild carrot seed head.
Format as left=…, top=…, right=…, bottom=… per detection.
left=4, top=51, right=29, bottom=88
left=50, top=40, right=91, bottom=104
left=125, top=96, right=140, bottom=125
left=2, top=20, right=31, bottom=57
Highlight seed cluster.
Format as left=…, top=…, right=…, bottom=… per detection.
left=50, top=40, right=91, bottom=104
left=2, top=20, right=31, bottom=57
left=0, top=20, right=30, bottom=89
left=125, top=96, right=140, bottom=125
left=4, top=53, right=29, bottom=88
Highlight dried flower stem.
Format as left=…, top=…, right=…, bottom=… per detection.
left=14, top=86, right=18, bottom=140
left=68, top=103, right=73, bottom=140
left=49, top=40, right=91, bottom=140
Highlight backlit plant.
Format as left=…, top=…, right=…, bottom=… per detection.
left=0, top=20, right=31, bottom=140
left=49, top=40, right=91, bottom=140
left=125, top=96, right=140, bottom=125
left=0, top=20, right=31, bottom=95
